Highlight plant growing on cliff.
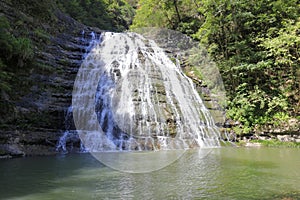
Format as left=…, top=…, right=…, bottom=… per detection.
left=57, top=0, right=135, bottom=31
left=0, top=16, right=34, bottom=93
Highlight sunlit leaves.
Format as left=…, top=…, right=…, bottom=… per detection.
left=130, top=0, right=168, bottom=28
left=131, top=0, right=204, bottom=33
left=261, top=19, right=300, bottom=66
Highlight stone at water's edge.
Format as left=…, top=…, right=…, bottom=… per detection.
left=0, top=1, right=100, bottom=157
left=244, top=142, right=262, bottom=147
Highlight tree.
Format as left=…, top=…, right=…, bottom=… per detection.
left=131, top=0, right=300, bottom=133
left=195, top=0, right=299, bottom=133
left=131, top=0, right=203, bottom=34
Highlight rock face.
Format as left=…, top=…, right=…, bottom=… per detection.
left=0, top=1, right=100, bottom=157
left=72, top=32, right=221, bottom=151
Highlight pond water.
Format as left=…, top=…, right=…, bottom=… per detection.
left=0, top=147, right=299, bottom=200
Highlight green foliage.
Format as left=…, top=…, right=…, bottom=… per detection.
left=259, top=18, right=300, bottom=116
left=10, top=0, right=55, bottom=21
left=108, top=0, right=136, bottom=30
left=14, top=38, right=34, bottom=67
left=130, top=0, right=167, bottom=28
left=0, top=16, right=34, bottom=92
left=227, top=85, right=291, bottom=134
left=131, top=0, right=203, bottom=34
left=262, top=19, right=300, bottom=66
left=251, top=139, right=300, bottom=148
left=131, top=0, right=299, bottom=133
left=190, top=0, right=300, bottom=133
left=34, top=28, right=51, bottom=43
left=58, top=0, right=135, bottom=31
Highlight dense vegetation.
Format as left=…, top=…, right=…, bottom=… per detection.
left=0, top=16, right=34, bottom=95
left=57, top=0, right=135, bottom=31
left=131, top=0, right=300, bottom=134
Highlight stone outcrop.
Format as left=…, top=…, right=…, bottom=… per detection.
left=220, top=117, right=300, bottom=145
left=0, top=1, right=101, bottom=157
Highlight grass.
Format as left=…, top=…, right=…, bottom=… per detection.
left=247, top=139, right=300, bottom=148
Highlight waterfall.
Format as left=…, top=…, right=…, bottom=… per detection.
left=56, top=31, right=100, bottom=153
left=56, top=106, right=85, bottom=153
left=72, top=32, right=222, bottom=152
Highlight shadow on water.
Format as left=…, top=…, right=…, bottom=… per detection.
left=0, top=154, right=104, bottom=199
left=0, top=149, right=217, bottom=199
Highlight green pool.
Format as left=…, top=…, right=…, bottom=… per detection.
left=0, top=147, right=299, bottom=199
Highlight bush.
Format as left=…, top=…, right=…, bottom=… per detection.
left=0, top=16, right=34, bottom=93
left=251, top=139, right=300, bottom=148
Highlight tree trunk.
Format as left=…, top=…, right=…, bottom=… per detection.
left=173, top=0, right=181, bottom=23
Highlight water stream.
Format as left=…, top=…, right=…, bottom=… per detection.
left=72, top=32, right=221, bottom=152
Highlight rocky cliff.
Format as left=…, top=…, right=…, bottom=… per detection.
left=0, top=0, right=101, bottom=157
left=0, top=1, right=219, bottom=157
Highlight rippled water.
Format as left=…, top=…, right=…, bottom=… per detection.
left=0, top=148, right=299, bottom=200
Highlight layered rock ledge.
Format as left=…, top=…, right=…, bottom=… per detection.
left=0, top=1, right=101, bottom=157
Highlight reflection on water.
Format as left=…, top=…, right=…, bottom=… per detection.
left=91, top=149, right=186, bottom=173
left=0, top=148, right=299, bottom=200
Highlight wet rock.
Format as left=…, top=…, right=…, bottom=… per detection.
left=0, top=129, right=63, bottom=157
left=276, top=134, right=298, bottom=142
left=245, top=142, right=262, bottom=147
left=0, top=144, right=25, bottom=157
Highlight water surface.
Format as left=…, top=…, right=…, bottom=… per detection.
left=0, top=147, right=299, bottom=199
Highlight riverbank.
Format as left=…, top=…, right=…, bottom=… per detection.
left=1, top=132, right=300, bottom=159
left=221, top=118, right=300, bottom=148
left=239, top=139, right=300, bottom=148
left=232, top=132, right=300, bottom=148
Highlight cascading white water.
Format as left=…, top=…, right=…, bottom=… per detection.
left=56, top=106, right=73, bottom=153
left=56, top=32, right=100, bottom=153
left=56, top=106, right=86, bottom=153
left=72, top=32, right=221, bottom=152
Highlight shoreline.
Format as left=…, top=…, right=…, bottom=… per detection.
left=1, top=136, right=300, bottom=159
